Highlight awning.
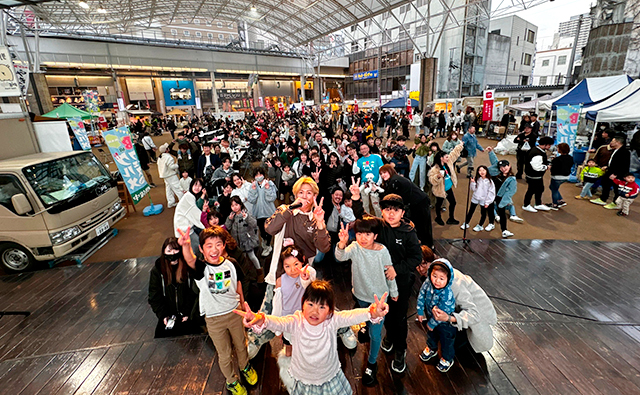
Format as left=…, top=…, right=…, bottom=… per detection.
left=506, top=94, right=556, bottom=112
left=585, top=79, right=640, bottom=123
left=539, top=75, right=633, bottom=110
left=41, top=103, right=93, bottom=120
left=381, top=98, right=419, bottom=108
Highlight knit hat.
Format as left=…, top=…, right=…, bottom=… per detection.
left=159, top=143, right=168, bottom=154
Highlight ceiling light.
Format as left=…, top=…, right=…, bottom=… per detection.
left=97, top=8, right=106, bottom=13
left=79, top=1, right=90, bottom=9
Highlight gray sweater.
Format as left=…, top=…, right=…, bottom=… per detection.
left=335, top=242, right=398, bottom=303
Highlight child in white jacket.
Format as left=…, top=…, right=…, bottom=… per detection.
left=461, top=166, right=497, bottom=232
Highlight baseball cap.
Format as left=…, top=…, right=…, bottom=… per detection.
left=497, top=160, right=510, bottom=168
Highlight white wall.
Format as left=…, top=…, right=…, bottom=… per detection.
left=532, top=47, right=572, bottom=85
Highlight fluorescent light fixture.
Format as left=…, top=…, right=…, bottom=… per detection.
left=78, top=1, right=90, bottom=9
left=97, top=8, right=106, bottom=13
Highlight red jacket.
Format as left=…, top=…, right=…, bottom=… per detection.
left=612, top=179, right=639, bottom=199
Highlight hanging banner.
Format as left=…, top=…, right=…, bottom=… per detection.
left=354, top=97, right=358, bottom=113
left=556, top=104, right=581, bottom=153
left=482, top=90, right=495, bottom=121
left=265, top=97, right=271, bottom=110
left=68, top=117, right=91, bottom=150
left=492, top=102, right=504, bottom=122
left=83, top=90, right=100, bottom=113
left=0, top=46, right=21, bottom=97
left=103, top=126, right=150, bottom=204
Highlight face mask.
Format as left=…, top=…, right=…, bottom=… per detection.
left=165, top=252, right=181, bottom=262
left=255, top=175, right=264, bottom=182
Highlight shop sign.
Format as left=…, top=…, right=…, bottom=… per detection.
left=218, top=91, right=245, bottom=100
left=353, top=70, right=378, bottom=81
left=0, top=46, right=21, bottom=97
left=482, top=90, right=495, bottom=121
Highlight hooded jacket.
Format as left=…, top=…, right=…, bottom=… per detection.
left=148, top=258, right=200, bottom=322
left=416, top=258, right=455, bottom=330
left=428, top=143, right=464, bottom=198
left=352, top=199, right=422, bottom=283
left=487, top=151, right=517, bottom=208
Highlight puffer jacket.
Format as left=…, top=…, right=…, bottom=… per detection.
left=157, top=153, right=179, bottom=179
left=225, top=212, right=261, bottom=252
left=428, top=143, right=464, bottom=198
left=248, top=179, right=277, bottom=219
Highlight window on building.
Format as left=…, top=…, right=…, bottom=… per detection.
left=558, top=55, right=567, bottom=65
left=516, top=36, right=519, bottom=46
left=364, top=37, right=370, bottom=49
left=520, top=75, right=529, bottom=85
left=398, top=28, right=408, bottom=40
left=382, top=12, right=389, bottom=19
left=170, top=29, right=177, bottom=36
left=183, top=30, right=190, bottom=36
left=228, top=23, right=233, bottom=29
left=195, top=31, right=202, bottom=37
left=542, top=59, right=549, bottom=67
left=351, top=41, right=359, bottom=52
left=364, top=19, right=370, bottom=27
left=523, top=53, right=532, bottom=66
left=416, top=25, right=427, bottom=35
left=217, top=22, right=223, bottom=28
left=526, top=29, right=535, bottom=43
left=476, top=56, right=483, bottom=65
left=399, top=5, right=406, bottom=13
left=194, top=19, right=200, bottom=25
left=207, top=33, right=213, bottom=39
left=539, top=76, right=547, bottom=85
left=206, top=21, right=212, bottom=26
left=218, top=33, right=224, bottom=40
left=417, top=0, right=426, bottom=7
left=182, top=18, right=188, bottom=24
left=513, top=61, right=516, bottom=71
left=351, top=25, right=357, bottom=32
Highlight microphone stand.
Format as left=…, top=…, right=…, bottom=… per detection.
left=448, top=174, right=475, bottom=253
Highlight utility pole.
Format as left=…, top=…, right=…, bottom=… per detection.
left=564, top=14, right=583, bottom=92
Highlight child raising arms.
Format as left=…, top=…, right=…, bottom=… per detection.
left=235, top=281, right=389, bottom=395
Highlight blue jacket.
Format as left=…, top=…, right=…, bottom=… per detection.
left=416, top=258, right=456, bottom=330
left=488, top=151, right=517, bottom=208
left=462, top=133, right=484, bottom=158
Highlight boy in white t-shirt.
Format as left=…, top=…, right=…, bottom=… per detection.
left=178, top=226, right=258, bottom=395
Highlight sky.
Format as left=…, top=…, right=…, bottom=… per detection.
left=512, top=0, right=595, bottom=50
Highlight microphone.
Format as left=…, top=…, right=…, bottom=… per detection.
left=289, top=202, right=303, bottom=210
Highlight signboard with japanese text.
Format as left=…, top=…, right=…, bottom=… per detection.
left=556, top=104, right=581, bottom=153
left=103, top=126, right=150, bottom=204
left=0, top=46, right=21, bottom=97
left=68, top=117, right=91, bottom=150
left=353, top=70, right=378, bottom=81
left=482, top=90, right=495, bottom=121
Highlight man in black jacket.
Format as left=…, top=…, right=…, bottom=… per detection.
left=351, top=190, right=422, bottom=374
left=513, top=123, right=538, bottom=179
left=591, top=135, right=631, bottom=208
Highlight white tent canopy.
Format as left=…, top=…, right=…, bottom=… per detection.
left=583, top=79, right=640, bottom=121
left=538, top=75, right=633, bottom=110
left=507, top=94, right=555, bottom=111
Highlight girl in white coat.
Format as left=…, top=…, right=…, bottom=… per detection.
left=461, top=166, right=496, bottom=232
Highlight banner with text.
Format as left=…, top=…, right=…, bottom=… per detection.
left=103, top=126, right=150, bottom=204
left=556, top=104, right=581, bottom=152
left=482, top=90, right=495, bottom=121
left=68, top=117, right=91, bottom=150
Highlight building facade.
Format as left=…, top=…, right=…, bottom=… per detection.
left=487, top=15, right=538, bottom=86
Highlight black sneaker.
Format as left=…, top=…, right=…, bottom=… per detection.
left=358, top=326, right=370, bottom=343
left=435, top=217, right=445, bottom=226
left=380, top=337, right=393, bottom=353
left=391, top=350, right=407, bottom=373
left=446, top=218, right=460, bottom=225
left=362, top=362, right=378, bottom=386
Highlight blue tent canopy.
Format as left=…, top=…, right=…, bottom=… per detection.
left=549, top=75, right=633, bottom=109
left=381, top=97, right=419, bottom=108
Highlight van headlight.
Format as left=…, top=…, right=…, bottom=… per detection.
left=50, top=226, right=82, bottom=245
left=111, top=201, right=122, bottom=214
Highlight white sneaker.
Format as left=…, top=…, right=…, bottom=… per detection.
left=485, top=223, right=495, bottom=231
left=472, top=225, right=484, bottom=232
left=339, top=329, right=358, bottom=350
left=460, top=223, right=470, bottom=230
left=522, top=205, right=538, bottom=213
left=509, top=215, right=524, bottom=223
left=534, top=204, right=551, bottom=211
left=495, top=215, right=500, bottom=222
left=502, top=230, right=514, bottom=238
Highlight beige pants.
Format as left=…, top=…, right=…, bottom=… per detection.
left=616, top=197, right=633, bottom=215
left=205, top=310, right=249, bottom=384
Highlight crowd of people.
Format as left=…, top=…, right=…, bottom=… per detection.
left=142, top=105, right=638, bottom=395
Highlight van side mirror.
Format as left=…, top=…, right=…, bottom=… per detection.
left=11, top=194, right=32, bottom=215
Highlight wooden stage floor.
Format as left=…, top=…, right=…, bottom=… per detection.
left=1, top=239, right=639, bottom=395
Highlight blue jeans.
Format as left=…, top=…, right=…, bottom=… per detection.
left=549, top=179, right=566, bottom=204
left=391, top=158, right=409, bottom=177
left=409, top=155, right=427, bottom=189
left=356, top=298, right=385, bottom=364
left=427, top=322, right=457, bottom=362
left=580, top=182, right=594, bottom=198
left=495, top=203, right=516, bottom=218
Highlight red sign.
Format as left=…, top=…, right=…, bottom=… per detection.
left=406, top=98, right=412, bottom=119
left=482, top=90, right=495, bottom=122
left=354, top=97, right=358, bottom=113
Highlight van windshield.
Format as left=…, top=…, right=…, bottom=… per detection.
left=22, top=153, right=113, bottom=209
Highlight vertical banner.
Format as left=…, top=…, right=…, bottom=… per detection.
left=83, top=90, right=100, bottom=113
left=258, top=97, right=264, bottom=108
left=492, top=102, right=504, bottom=122
left=482, top=90, right=495, bottom=121
left=0, top=46, right=21, bottom=96
left=103, top=126, right=150, bottom=204
left=354, top=97, right=358, bottom=113
left=556, top=105, right=581, bottom=153
left=265, top=97, right=271, bottom=110
left=68, top=117, right=91, bottom=150
left=278, top=102, right=284, bottom=116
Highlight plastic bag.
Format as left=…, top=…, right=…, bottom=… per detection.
left=494, top=135, right=518, bottom=155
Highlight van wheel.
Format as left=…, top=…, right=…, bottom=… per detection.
left=0, top=243, right=35, bottom=273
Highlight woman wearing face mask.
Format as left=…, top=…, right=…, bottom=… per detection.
left=174, top=178, right=207, bottom=255
left=148, top=237, right=201, bottom=338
